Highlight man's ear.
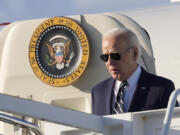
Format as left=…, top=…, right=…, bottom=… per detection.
left=133, top=47, right=139, bottom=61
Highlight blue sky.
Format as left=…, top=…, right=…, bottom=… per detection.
left=0, top=0, right=171, bottom=23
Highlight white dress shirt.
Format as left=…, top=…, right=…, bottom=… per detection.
left=114, top=66, right=142, bottom=112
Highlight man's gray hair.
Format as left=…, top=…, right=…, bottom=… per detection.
left=103, top=27, right=141, bottom=59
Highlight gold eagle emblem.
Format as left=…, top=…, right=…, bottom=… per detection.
left=45, top=35, right=74, bottom=70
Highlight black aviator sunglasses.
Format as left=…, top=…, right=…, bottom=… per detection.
left=100, top=47, right=133, bottom=62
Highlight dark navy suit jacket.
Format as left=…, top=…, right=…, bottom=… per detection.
left=92, top=68, right=177, bottom=115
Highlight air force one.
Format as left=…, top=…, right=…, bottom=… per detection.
left=0, top=1, right=180, bottom=135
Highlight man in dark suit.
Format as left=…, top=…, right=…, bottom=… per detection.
left=92, top=27, right=177, bottom=115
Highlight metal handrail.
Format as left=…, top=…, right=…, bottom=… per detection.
left=0, top=93, right=103, bottom=133
left=161, top=89, right=180, bottom=135
left=0, top=113, right=43, bottom=135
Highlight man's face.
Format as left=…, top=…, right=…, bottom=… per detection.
left=102, top=36, right=138, bottom=81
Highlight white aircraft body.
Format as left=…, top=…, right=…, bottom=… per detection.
left=123, top=2, right=180, bottom=89
left=0, top=1, right=180, bottom=135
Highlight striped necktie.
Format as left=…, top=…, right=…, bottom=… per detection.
left=113, top=81, right=128, bottom=114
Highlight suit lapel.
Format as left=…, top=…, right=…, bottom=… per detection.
left=105, top=78, right=115, bottom=114
left=128, top=68, right=149, bottom=112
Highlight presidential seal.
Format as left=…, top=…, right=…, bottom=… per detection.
left=29, top=17, right=89, bottom=87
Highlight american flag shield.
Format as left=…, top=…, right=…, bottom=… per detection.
left=55, top=53, right=63, bottom=64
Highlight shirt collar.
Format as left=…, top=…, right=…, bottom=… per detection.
left=115, top=66, right=142, bottom=88
left=127, top=65, right=141, bottom=87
